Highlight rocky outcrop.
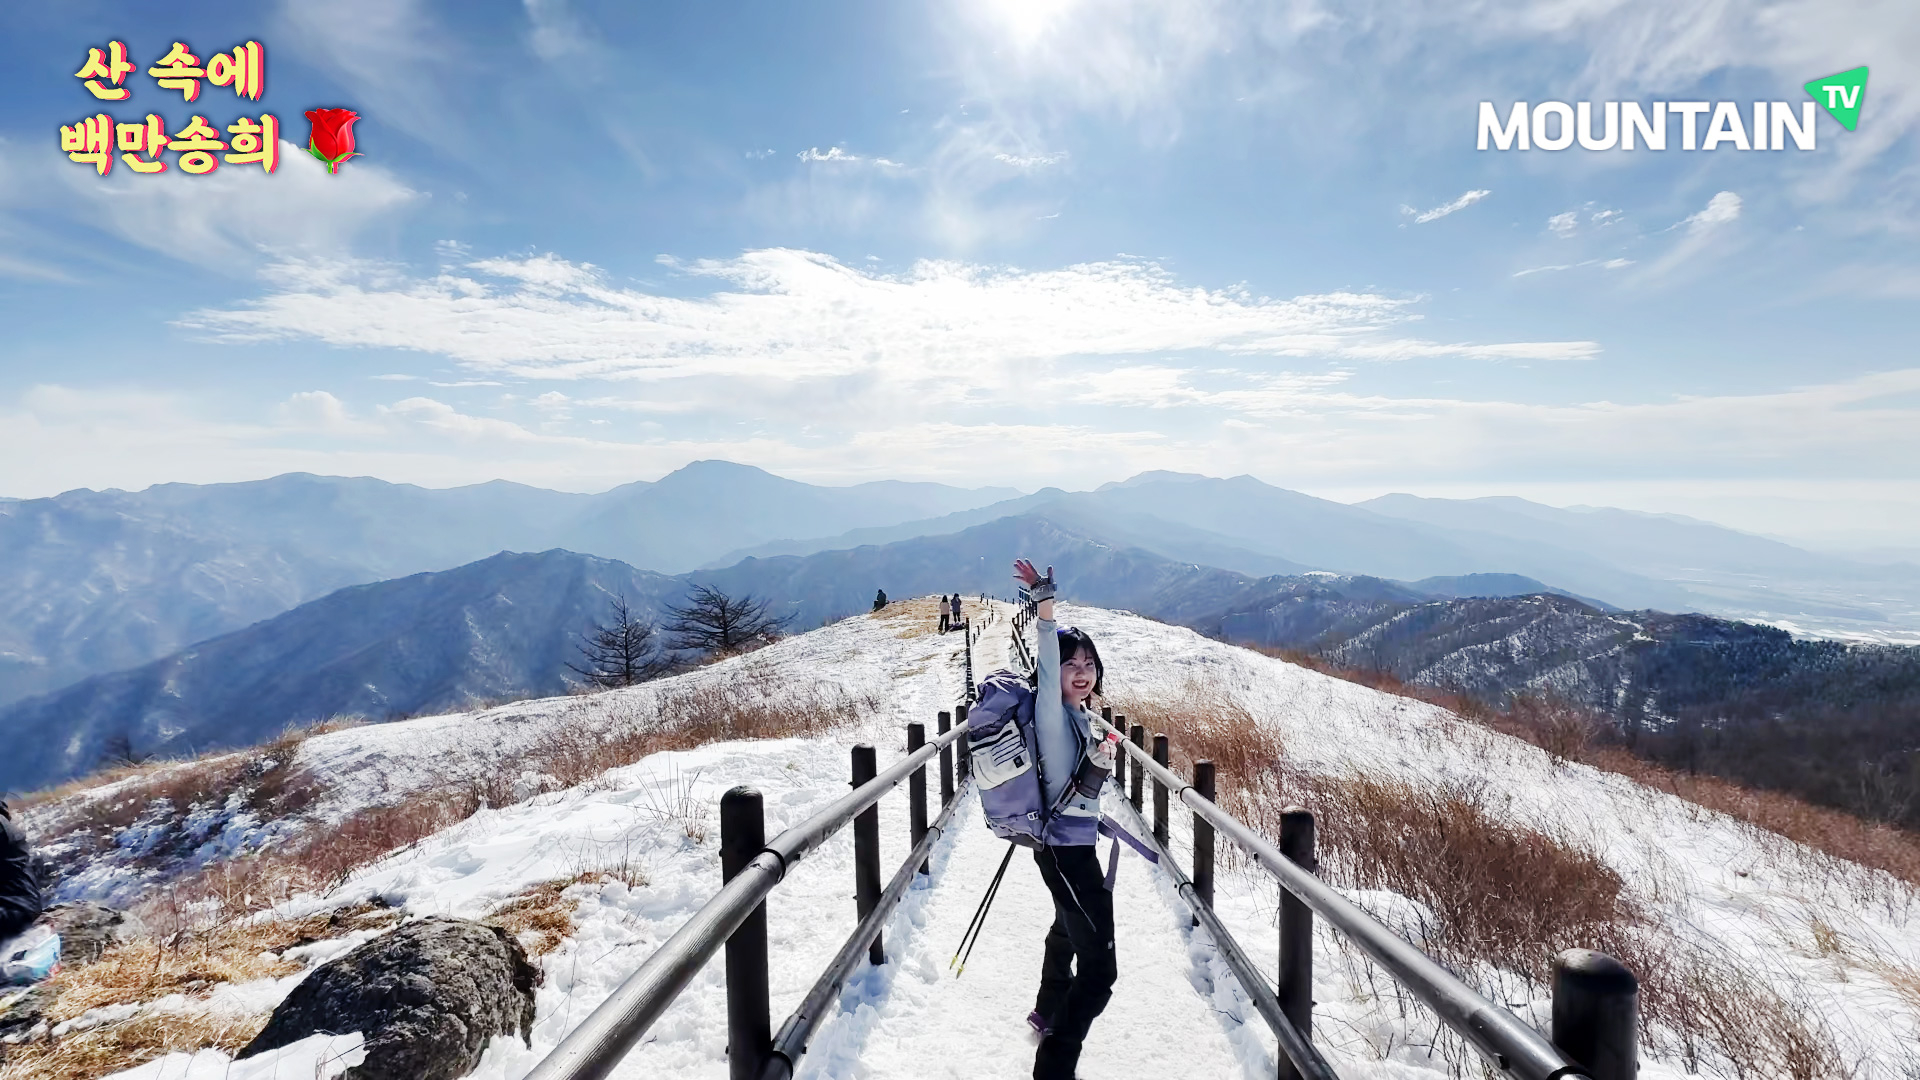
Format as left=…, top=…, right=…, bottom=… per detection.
left=35, top=901, right=143, bottom=966
left=240, top=916, right=538, bottom=1080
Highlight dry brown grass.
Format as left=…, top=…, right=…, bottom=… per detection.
left=8, top=665, right=882, bottom=1076
left=506, top=675, right=876, bottom=795
left=43, top=905, right=400, bottom=1022
left=0, top=903, right=401, bottom=1080
left=0, top=1010, right=269, bottom=1080
left=484, top=874, right=628, bottom=959
left=1254, top=646, right=1920, bottom=891
left=875, top=595, right=954, bottom=638
left=487, top=880, right=582, bottom=958
left=21, top=720, right=348, bottom=861
left=1109, top=678, right=1852, bottom=1080
left=133, top=674, right=877, bottom=935
left=1293, top=772, right=1632, bottom=980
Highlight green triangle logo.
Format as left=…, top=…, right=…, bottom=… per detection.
left=1805, top=66, right=1868, bottom=131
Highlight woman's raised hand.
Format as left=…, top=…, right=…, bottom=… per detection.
left=1012, top=558, right=1045, bottom=588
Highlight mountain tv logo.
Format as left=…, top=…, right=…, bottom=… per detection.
left=1477, top=66, right=1867, bottom=150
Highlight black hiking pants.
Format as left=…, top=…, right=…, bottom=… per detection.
left=1032, top=844, right=1116, bottom=1080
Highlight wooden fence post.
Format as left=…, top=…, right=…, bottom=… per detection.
left=851, top=745, right=883, bottom=965
left=1552, top=950, right=1638, bottom=1080
left=908, top=722, right=928, bottom=873
left=937, top=711, right=954, bottom=807
left=1129, top=724, right=1145, bottom=811
left=1192, top=761, right=1215, bottom=924
left=1277, top=807, right=1316, bottom=1080
left=1152, top=733, right=1170, bottom=847
left=721, top=787, right=770, bottom=1080
left=954, top=704, right=970, bottom=784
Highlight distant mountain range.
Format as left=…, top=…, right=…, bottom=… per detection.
left=0, top=462, right=1015, bottom=708
left=7, top=460, right=1920, bottom=792
left=715, top=473, right=1920, bottom=642
left=1180, top=577, right=1920, bottom=827
left=5, top=503, right=1917, bottom=802
left=0, top=550, right=678, bottom=794
left=0, top=515, right=1251, bottom=790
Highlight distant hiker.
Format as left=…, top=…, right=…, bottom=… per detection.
left=965, top=559, right=1124, bottom=1080
left=0, top=801, right=42, bottom=943
left=950, top=592, right=963, bottom=631
left=940, top=594, right=951, bottom=634
left=873, top=588, right=887, bottom=612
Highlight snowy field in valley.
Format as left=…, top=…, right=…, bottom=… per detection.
left=66, top=599, right=1920, bottom=1079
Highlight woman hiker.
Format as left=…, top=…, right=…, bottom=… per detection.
left=940, top=594, right=951, bottom=634
left=967, top=559, right=1121, bottom=1080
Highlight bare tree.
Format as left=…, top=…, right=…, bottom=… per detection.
left=664, top=584, right=787, bottom=657
left=569, top=595, right=674, bottom=688
left=98, top=731, right=151, bottom=768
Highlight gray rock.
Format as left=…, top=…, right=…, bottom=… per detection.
left=0, top=982, right=54, bottom=1038
left=239, top=917, right=537, bottom=1080
left=36, top=901, right=142, bottom=966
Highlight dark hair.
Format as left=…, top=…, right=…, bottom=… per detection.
left=1036, top=626, right=1104, bottom=702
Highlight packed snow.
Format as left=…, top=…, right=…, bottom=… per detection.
left=56, top=599, right=1920, bottom=1078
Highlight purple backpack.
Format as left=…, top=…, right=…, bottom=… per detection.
left=966, top=671, right=1050, bottom=847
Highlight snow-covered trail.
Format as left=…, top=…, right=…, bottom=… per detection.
left=796, top=786, right=1253, bottom=1080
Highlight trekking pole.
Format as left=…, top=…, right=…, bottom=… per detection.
left=950, top=841, right=1017, bottom=977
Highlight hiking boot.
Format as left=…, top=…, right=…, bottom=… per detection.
left=1033, top=1033, right=1082, bottom=1080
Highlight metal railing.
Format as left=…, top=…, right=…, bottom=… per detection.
left=1012, top=590, right=1635, bottom=1079
left=962, top=616, right=976, bottom=701
left=529, top=596, right=1635, bottom=1080
left=1120, top=730, right=1639, bottom=1080
left=524, top=717, right=970, bottom=1080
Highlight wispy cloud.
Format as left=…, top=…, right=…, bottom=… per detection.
left=1513, top=258, right=1635, bottom=278
left=49, top=142, right=420, bottom=271
left=1644, top=191, right=1742, bottom=276
left=1679, top=191, right=1742, bottom=234
left=181, top=249, right=1595, bottom=389
left=994, top=151, right=1068, bottom=169
left=798, top=146, right=906, bottom=168
left=14, top=363, right=1919, bottom=499
left=1404, top=190, right=1491, bottom=224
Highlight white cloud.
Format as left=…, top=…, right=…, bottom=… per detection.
left=798, top=147, right=905, bottom=168
left=181, top=249, right=1594, bottom=390
left=1642, top=191, right=1743, bottom=277
left=1547, top=211, right=1579, bottom=238
left=1681, top=191, right=1742, bottom=234
left=1408, top=190, right=1491, bottom=224
left=51, top=142, right=420, bottom=270
left=523, top=0, right=595, bottom=63
left=1513, top=257, right=1636, bottom=278
left=946, top=0, right=1918, bottom=221
left=279, top=0, right=477, bottom=159
left=276, top=390, right=382, bottom=435
left=994, top=151, right=1068, bottom=169
left=8, top=365, right=1920, bottom=504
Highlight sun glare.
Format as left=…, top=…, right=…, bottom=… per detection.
left=975, top=0, right=1081, bottom=49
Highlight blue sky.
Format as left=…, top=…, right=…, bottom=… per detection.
left=2, top=0, right=1916, bottom=550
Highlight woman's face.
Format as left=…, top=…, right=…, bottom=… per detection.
left=1061, top=649, right=1099, bottom=704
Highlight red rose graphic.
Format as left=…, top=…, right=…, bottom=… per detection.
left=305, top=108, right=363, bottom=173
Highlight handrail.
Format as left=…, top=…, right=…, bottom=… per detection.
left=1118, top=738, right=1589, bottom=1080
left=526, top=723, right=969, bottom=1080
left=1105, top=787, right=1338, bottom=1080
left=761, top=784, right=966, bottom=1078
